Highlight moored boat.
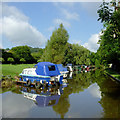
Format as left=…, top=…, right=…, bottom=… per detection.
left=19, top=62, right=63, bottom=88
left=57, top=64, right=69, bottom=78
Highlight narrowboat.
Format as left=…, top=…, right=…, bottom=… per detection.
left=66, top=64, right=73, bottom=72
left=19, top=62, right=63, bottom=88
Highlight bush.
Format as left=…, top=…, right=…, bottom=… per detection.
left=7, top=57, right=14, bottom=64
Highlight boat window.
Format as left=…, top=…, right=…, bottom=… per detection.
left=22, top=70, right=24, bottom=74
left=48, top=65, right=56, bottom=71
left=25, top=70, right=27, bottom=74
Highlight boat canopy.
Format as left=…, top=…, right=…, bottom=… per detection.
left=35, top=62, right=60, bottom=76
left=57, top=64, right=67, bottom=71
left=36, top=95, right=60, bottom=107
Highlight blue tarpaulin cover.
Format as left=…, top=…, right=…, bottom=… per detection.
left=57, top=64, right=67, bottom=71
left=36, top=95, right=60, bottom=107
left=35, top=62, right=60, bottom=76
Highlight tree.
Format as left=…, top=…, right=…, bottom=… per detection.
left=31, top=48, right=44, bottom=62
left=62, top=43, right=75, bottom=65
left=0, top=58, right=5, bottom=63
left=2, top=49, right=13, bottom=63
left=97, top=1, right=113, bottom=23
left=97, top=1, right=120, bottom=71
left=20, top=58, right=26, bottom=63
left=95, top=59, right=100, bottom=68
left=63, top=43, right=91, bottom=65
left=41, top=23, right=69, bottom=64
left=10, top=46, right=35, bottom=64
left=89, top=52, right=96, bottom=65
left=7, top=57, right=14, bottom=64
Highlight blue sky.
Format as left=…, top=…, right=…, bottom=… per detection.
left=1, top=2, right=103, bottom=52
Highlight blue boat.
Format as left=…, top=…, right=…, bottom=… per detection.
left=21, top=85, right=67, bottom=107
left=19, top=62, right=63, bottom=88
left=57, top=64, right=69, bottom=78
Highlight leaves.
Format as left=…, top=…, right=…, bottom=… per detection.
left=97, top=6, right=120, bottom=70
left=41, top=23, right=69, bottom=64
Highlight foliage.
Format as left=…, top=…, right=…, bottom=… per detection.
left=30, top=47, right=44, bottom=62
left=89, top=52, right=96, bottom=65
left=2, top=49, right=13, bottom=63
left=95, top=59, right=101, bottom=68
left=31, top=49, right=44, bottom=62
left=0, top=57, right=5, bottom=63
left=29, top=47, right=44, bottom=53
left=10, top=45, right=35, bottom=64
left=63, top=43, right=91, bottom=65
left=41, top=23, right=69, bottom=64
left=7, top=57, right=14, bottom=63
left=97, top=1, right=120, bottom=71
left=97, top=1, right=113, bottom=24
left=20, top=58, right=26, bottom=63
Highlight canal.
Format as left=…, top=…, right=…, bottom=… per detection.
left=1, top=70, right=120, bottom=118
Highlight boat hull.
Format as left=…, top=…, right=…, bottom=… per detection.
left=19, top=74, right=63, bottom=86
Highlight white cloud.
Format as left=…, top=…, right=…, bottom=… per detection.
left=88, top=83, right=102, bottom=99
left=54, top=18, right=71, bottom=28
left=2, top=92, right=34, bottom=118
left=47, top=18, right=71, bottom=32
left=2, top=4, right=28, bottom=22
left=83, top=33, right=100, bottom=52
left=61, top=9, right=79, bottom=20
left=80, top=2, right=101, bottom=17
left=69, top=39, right=81, bottom=45
left=1, top=4, right=47, bottom=48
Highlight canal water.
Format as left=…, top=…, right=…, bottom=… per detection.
left=1, top=70, right=120, bottom=118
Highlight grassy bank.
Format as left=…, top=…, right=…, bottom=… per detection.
left=105, top=68, right=120, bottom=81
left=1, top=64, right=35, bottom=79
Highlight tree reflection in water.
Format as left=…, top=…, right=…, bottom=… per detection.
left=1, top=70, right=120, bottom=118
left=52, top=70, right=120, bottom=118
left=52, top=71, right=98, bottom=118
left=96, top=73, right=120, bottom=118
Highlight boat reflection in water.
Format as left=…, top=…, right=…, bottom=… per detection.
left=19, top=84, right=67, bottom=107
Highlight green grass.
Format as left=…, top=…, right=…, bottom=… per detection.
left=1, top=64, right=35, bottom=79
left=105, top=68, right=120, bottom=80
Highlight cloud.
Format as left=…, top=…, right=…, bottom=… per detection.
left=53, top=3, right=79, bottom=21
left=69, top=39, right=81, bottom=45
left=2, top=92, right=34, bottom=118
left=47, top=18, right=71, bottom=32
left=80, top=2, right=101, bottom=17
left=2, top=3, right=28, bottom=21
left=54, top=18, right=71, bottom=28
left=83, top=33, right=100, bottom=52
left=61, top=9, right=79, bottom=20
left=1, top=4, right=47, bottom=48
left=88, top=83, right=102, bottom=99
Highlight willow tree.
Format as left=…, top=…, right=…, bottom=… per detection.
left=41, top=23, right=69, bottom=64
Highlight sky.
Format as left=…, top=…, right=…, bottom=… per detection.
left=0, top=1, right=104, bottom=52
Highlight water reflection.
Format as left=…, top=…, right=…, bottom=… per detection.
left=20, top=85, right=66, bottom=107
left=1, top=70, right=120, bottom=118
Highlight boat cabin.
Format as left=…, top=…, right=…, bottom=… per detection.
left=19, top=62, right=63, bottom=87
left=35, top=62, right=60, bottom=76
